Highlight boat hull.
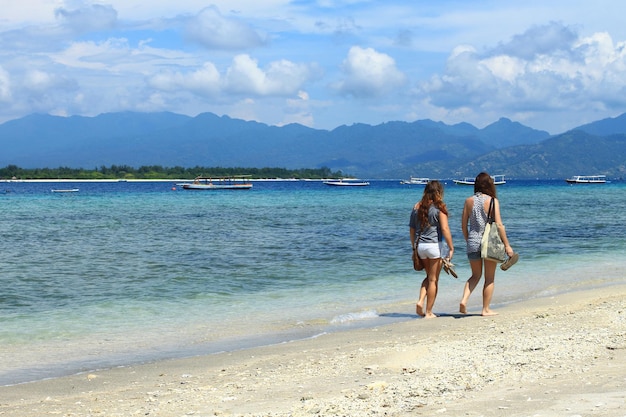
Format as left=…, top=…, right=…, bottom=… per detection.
left=453, top=174, right=506, bottom=186
left=51, top=189, right=79, bottom=193
left=182, top=183, right=252, bottom=190
left=400, top=177, right=429, bottom=185
left=565, top=175, right=606, bottom=184
left=323, top=180, right=369, bottom=186
left=181, top=176, right=253, bottom=190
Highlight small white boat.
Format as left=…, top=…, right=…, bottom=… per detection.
left=51, top=188, right=79, bottom=193
left=453, top=174, right=506, bottom=186
left=182, top=176, right=253, bottom=190
left=400, top=177, right=430, bottom=185
left=491, top=174, right=507, bottom=185
left=323, top=179, right=370, bottom=186
left=565, top=175, right=606, bottom=184
left=452, top=177, right=475, bottom=186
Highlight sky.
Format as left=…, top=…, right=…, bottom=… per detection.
left=2, top=1, right=626, bottom=134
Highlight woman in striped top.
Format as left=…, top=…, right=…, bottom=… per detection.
left=459, top=172, right=517, bottom=316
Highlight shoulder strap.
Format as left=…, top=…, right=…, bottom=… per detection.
left=487, top=197, right=495, bottom=221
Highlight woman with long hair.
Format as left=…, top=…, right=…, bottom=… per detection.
left=459, top=172, right=518, bottom=316
left=409, top=180, right=455, bottom=318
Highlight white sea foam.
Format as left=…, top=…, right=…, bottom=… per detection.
left=330, top=310, right=379, bottom=324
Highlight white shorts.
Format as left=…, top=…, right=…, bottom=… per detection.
left=417, top=242, right=446, bottom=259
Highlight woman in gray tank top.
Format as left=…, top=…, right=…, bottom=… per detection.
left=459, top=172, right=517, bottom=316
left=409, top=181, right=455, bottom=318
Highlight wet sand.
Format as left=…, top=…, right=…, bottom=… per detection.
left=2, top=285, right=625, bottom=417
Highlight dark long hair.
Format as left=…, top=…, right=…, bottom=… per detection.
left=474, top=172, right=496, bottom=198
left=417, top=180, right=448, bottom=230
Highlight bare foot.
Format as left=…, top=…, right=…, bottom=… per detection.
left=459, top=303, right=467, bottom=314
left=424, top=312, right=438, bottom=319
left=416, top=303, right=425, bottom=317
left=481, top=309, right=499, bottom=316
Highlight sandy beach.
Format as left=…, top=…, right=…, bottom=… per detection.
left=2, top=285, right=625, bottom=417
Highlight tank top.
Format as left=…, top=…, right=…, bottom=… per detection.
left=467, top=193, right=489, bottom=253
left=409, top=204, right=441, bottom=244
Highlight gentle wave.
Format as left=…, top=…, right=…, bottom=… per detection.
left=330, top=310, right=380, bottom=324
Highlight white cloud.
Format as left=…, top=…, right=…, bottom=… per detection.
left=0, top=66, right=12, bottom=101
left=52, top=39, right=130, bottom=70
left=148, top=54, right=318, bottom=100
left=54, top=3, right=118, bottom=33
left=491, top=21, right=579, bottom=60
left=111, top=0, right=292, bottom=23
left=51, top=38, right=194, bottom=73
left=2, top=1, right=626, bottom=132
left=482, top=55, right=524, bottom=84
left=1, top=0, right=294, bottom=28
left=149, top=63, right=221, bottom=97
left=23, top=70, right=78, bottom=93
left=279, top=90, right=314, bottom=127
left=0, top=1, right=59, bottom=29
left=421, top=22, right=626, bottom=121
left=185, top=6, right=266, bottom=50
left=334, top=46, right=406, bottom=98
left=224, top=54, right=316, bottom=96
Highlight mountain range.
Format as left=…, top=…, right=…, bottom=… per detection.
left=1, top=111, right=626, bottom=179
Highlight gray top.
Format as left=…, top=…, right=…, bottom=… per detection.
left=409, top=204, right=442, bottom=244
left=467, top=192, right=489, bottom=253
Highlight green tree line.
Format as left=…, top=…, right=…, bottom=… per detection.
left=0, top=165, right=344, bottom=180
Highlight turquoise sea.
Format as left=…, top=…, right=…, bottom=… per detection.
left=1, top=179, right=625, bottom=386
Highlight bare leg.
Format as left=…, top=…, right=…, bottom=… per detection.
left=416, top=277, right=427, bottom=316
left=424, top=258, right=441, bottom=318
left=482, top=260, right=498, bottom=316
left=460, top=259, right=483, bottom=314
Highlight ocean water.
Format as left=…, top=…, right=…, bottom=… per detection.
left=1, top=179, right=625, bottom=385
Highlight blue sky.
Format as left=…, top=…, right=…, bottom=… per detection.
left=2, top=1, right=626, bottom=134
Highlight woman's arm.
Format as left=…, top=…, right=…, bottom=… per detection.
left=409, top=203, right=421, bottom=249
left=494, top=198, right=515, bottom=256
left=461, top=197, right=471, bottom=241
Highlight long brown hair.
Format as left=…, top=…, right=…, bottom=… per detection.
left=417, top=180, right=448, bottom=230
left=474, top=172, right=497, bottom=198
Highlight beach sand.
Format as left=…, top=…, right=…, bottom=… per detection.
left=2, top=285, right=625, bottom=417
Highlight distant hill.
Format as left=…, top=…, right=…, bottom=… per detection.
left=480, top=117, right=549, bottom=148
left=574, top=113, right=626, bottom=136
left=411, top=130, right=626, bottom=179
left=1, top=111, right=625, bottom=179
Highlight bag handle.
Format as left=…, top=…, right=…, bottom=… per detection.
left=487, top=197, right=495, bottom=222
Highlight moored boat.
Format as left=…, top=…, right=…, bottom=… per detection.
left=51, top=188, right=79, bottom=193
left=323, top=178, right=370, bottom=186
left=452, top=177, right=474, bottom=185
left=453, top=174, right=506, bottom=186
left=565, top=175, right=606, bottom=184
left=182, top=176, right=253, bottom=190
left=400, top=177, right=429, bottom=185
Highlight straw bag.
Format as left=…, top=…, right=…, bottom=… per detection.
left=481, top=198, right=507, bottom=263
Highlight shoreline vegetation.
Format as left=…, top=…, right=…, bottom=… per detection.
left=0, top=165, right=345, bottom=181
left=3, top=165, right=624, bottom=183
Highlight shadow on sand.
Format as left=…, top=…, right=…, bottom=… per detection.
left=379, top=312, right=482, bottom=319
